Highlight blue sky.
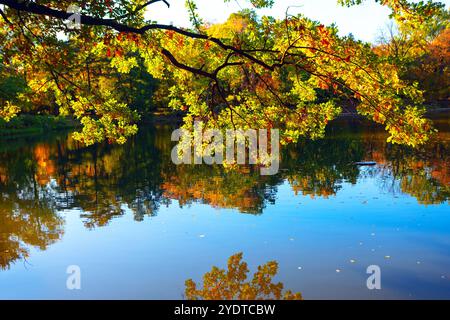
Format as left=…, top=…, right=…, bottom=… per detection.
left=146, top=0, right=449, bottom=43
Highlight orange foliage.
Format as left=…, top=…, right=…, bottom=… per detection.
left=406, top=28, right=450, bottom=103
left=34, top=144, right=56, bottom=185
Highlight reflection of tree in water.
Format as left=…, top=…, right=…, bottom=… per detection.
left=162, top=165, right=279, bottom=214
left=52, top=129, right=166, bottom=228
left=0, top=198, right=63, bottom=270
left=0, top=144, right=64, bottom=269
left=282, top=136, right=364, bottom=198
left=362, top=132, right=449, bottom=205
left=185, top=253, right=302, bottom=300
left=0, top=122, right=448, bottom=268
left=282, top=120, right=449, bottom=204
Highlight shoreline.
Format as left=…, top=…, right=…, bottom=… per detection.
left=1, top=108, right=448, bottom=140
left=0, top=115, right=79, bottom=139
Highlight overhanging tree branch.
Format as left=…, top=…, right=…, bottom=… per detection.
left=0, top=0, right=276, bottom=71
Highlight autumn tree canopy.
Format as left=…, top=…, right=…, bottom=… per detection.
left=0, top=0, right=447, bottom=147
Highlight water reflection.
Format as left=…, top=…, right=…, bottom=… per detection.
left=185, top=252, right=302, bottom=300
left=0, top=119, right=448, bottom=269
left=0, top=139, right=65, bottom=269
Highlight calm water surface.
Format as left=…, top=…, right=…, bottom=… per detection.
left=0, top=118, right=449, bottom=299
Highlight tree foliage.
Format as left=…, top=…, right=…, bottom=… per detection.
left=0, top=0, right=445, bottom=147
left=373, top=2, right=449, bottom=104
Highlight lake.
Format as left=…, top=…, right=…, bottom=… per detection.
left=0, top=117, right=449, bottom=299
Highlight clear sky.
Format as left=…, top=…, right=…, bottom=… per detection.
left=146, top=0, right=449, bottom=43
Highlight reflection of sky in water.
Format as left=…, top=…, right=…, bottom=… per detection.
left=1, top=177, right=449, bottom=299
left=0, top=121, right=449, bottom=299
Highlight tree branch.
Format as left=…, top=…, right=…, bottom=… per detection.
left=117, top=0, right=170, bottom=19
left=0, top=0, right=277, bottom=71
left=160, top=48, right=215, bottom=79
